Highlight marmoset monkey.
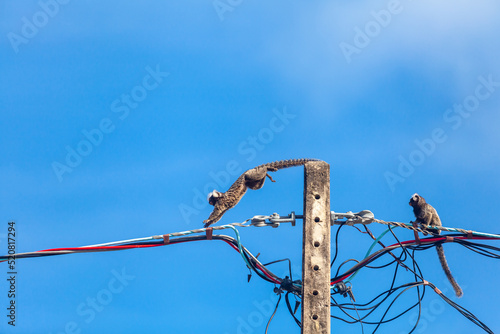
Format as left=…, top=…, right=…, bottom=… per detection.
left=204, top=159, right=318, bottom=227
left=409, top=193, right=463, bottom=297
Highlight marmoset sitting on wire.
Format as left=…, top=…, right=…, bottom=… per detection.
left=409, top=193, right=463, bottom=297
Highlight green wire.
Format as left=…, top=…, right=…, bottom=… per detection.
left=222, top=224, right=253, bottom=269
left=408, top=223, right=500, bottom=239
left=342, top=223, right=500, bottom=284
left=222, top=225, right=303, bottom=289
left=344, top=227, right=394, bottom=284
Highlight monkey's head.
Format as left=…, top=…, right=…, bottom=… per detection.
left=207, top=190, right=223, bottom=206
left=409, top=193, right=426, bottom=207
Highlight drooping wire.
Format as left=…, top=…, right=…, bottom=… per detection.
left=437, top=290, right=493, bottom=333
left=2, top=219, right=500, bottom=333
left=331, top=222, right=346, bottom=267
left=331, top=247, right=425, bottom=327
left=263, top=258, right=294, bottom=281
left=344, top=227, right=394, bottom=283
left=330, top=225, right=500, bottom=333
left=264, top=292, right=282, bottom=334
left=285, top=292, right=301, bottom=328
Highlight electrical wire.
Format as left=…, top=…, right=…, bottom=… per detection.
left=264, top=292, right=282, bottom=334
left=330, top=225, right=499, bottom=333
left=2, top=220, right=499, bottom=333
left=331, top=221, right=346, bottom=267
left=331, top=235, right=500, bottom=286
left=285, top=292, right=301, bottom=327
left=345, top=226, right=395, bottom=283
left=331, top=249, right=426, bottom=327
left=263, top=258, right=294, bottom=281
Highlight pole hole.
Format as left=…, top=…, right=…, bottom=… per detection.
left=313, top=265, right=319, bottom=271
left=313, top=290, right=319, bottom=296
left=315, top=194, right=321, bottom=200
left=314, top=241, right=320, bottom=247
left=312, top=314, right=319, bottom=320
left=314, top=217, right=320, bottom=222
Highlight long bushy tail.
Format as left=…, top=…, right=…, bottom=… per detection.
left=257, top=158, right=320, bottom=170
left=436, top=245, right=463, bottom=297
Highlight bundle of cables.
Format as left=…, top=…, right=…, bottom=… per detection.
left=1, top=222, right=499, bottom=333
left=328, top=222, right=500, bottom=333
left=0, top=224, right=302, bottom=334
left=0, top=225, right=301, bottom=294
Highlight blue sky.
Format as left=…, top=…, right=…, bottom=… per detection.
left=1, top=1, right=500, bottom=333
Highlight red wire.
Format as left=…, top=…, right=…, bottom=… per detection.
left=36, top=244, right=162, bottom=252
left=331, top=273, right=352, bottom=286
left=386, top=235, right=498, bottom=248
left=331, top=235, right=499, bottom=285
left=16, top=235, right=500, bottom=287
left=222, top=240, right=281, bottom=284
left=36, top=239, right=282, bottom=284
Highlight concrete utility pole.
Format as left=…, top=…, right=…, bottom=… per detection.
left=302, top=161, right=331, bottom=334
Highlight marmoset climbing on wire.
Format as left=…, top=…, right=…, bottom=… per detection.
left=203, top=159, right=318, bottom=227
left=409, top=193, right=463, bottom=297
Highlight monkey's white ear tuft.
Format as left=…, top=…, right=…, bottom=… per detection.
left=207, top=190, right=222, bottom=206
left=207, top=190, right=217, bottom=202
left=411, top=193, right=419, bottom=201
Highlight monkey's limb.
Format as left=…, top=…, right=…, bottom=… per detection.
left=266, top=173, right=276, bottom=182
left=436, top=244, right=463, bottom=297
left=204, top=159, right=319, bottom=226
left=411, top=221, right=422, bottom=243
left=203, top=207, right=224, bottom=228
left=204, top=196, right=241, bottom=226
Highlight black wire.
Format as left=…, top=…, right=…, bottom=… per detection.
left=331, top=248, right=390, bottom=282
left=454, top=239, right=500, bottom=258
left=332, top=275, right=425, bottom=324
left=264, top=293, right=282, bottom=334
left=407, top=249, right=424, bottom=334
left=364, top=257, right=398, bottom=269
left=332, top=259, right=401, bottom=312
left=167, top=235, right=282, bottom=284
left=349, top=292, right=364, bottom=334
left=387, top=225, right=425, bottom=281
left=263, top=258, right=294, bottom=281
left=330, top=234, right=441, bottom=283
left=333, top=247, right=403, bottom=312
left=330, top=229, right=496, bottom=333
left=331, top=230, right=426, bottom=330
left=331, top=228, right=428, bottom=331
left=331, top=222, right=346, bottom=267
left=369, top=248, right=425, bottom=333
left=2, top=233, right=301, bottom=291
left=124, top=234, right=285, bottom=285
left=334, top=259, right=360, bottom=278
left=371, top=282, right=426, bottom=332
left=284, top=292, right=301, bottom=328
left=438, top=291, right=493, bottom=333
left=5, top=228, right=499, bottom=333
